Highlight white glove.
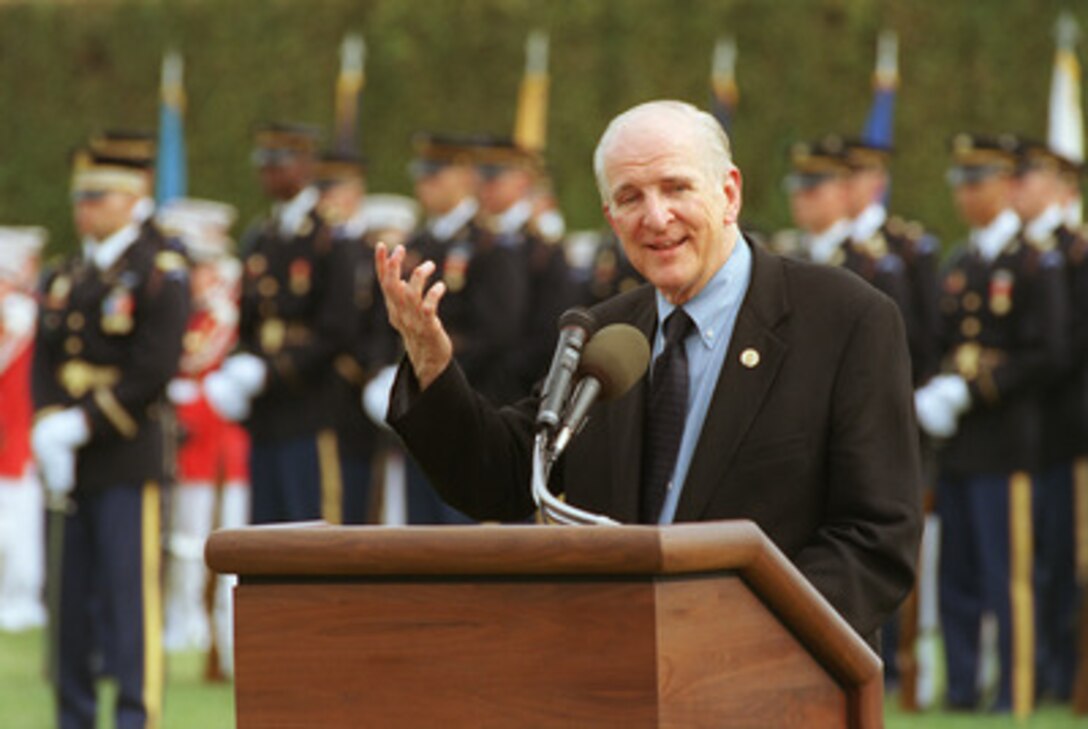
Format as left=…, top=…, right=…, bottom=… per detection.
left=222, top=353, right=267, bottom=398
left=914, top=374, right=971, bottom=439
left=203, top=370, right=252, bottom=422
left=166, top=377, right=201, bottom=406
left=362, top=365, right=398, bottom=431
left=2, top=292, right=37, bottom=338
left=31, top=408, right=90, bottom=496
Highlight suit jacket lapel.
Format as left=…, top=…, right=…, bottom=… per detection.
left=608, top=293, right=657, bottom=523
left=674, top=244, right=791, bottom=522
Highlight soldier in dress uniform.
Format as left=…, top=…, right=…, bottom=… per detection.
left=0, top=227, right=47, bottom=633
left=473, top=136, right=579, bottom=396
left=842, top=138, right=943, bottom=703
left=395, top=133, right=528, bottom=524
left=31, top=139, right=190, bottom=729
left=845, top=139, right=941, bottom=385
left=204, top=123, right=357, bottom=525
left=784, top=134, right=913, bottom=317
left=157, top=198, right=248, bottom=680
left=313, top=151, right=401, bottom=524
left=1011, top=138, right=1088, bottom=704
left=407, top=133, right=528, bottom=407
left=914, top=133, right=1068, bottom=716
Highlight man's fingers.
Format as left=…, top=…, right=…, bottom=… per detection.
left=375, top=243, right=400, bottom=293
left=421, top=280, right=446, bottom=317
left=408, top=260, right=435, bottom=299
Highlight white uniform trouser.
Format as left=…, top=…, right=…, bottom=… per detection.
left=163, top=481, right=248, bottom=676
left=0, top=469, right=46, bottom=631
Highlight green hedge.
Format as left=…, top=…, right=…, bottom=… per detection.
left=1, top=0, right=1085, bottom=258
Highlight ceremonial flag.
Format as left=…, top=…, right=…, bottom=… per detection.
left=155, top=49, right=187, bottom=206
left=1048, top=12, right=1084, bottom=225
left=513, top=30, right=549, bottom=154
left=862, top=30, right=898, bottom=149
left=334, top=33, right=366, bottom=156
left=709, top=37, right=738, bottom=135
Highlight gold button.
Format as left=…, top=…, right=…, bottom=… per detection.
left=66, top=312, right=85, bottom=330
left=258, top=276, right=279, bottom=297
left=247, top=254, right=268, bottom=277
left=961, top=317, right=981, bottom=338
left=740, top=348, right=760, bottom=368
left=64, top=336, right=83, bottom=355
left=963, top=292, right=981, bottom=312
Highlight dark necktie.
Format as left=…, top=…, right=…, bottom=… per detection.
left=640, top=308, right=694, bottom=524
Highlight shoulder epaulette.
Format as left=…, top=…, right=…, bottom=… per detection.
left=862, top=233, right=889, bottom=259
left=1027, top=233, right=1059, bottom=254
left=885, top=215, right=907, bottom=237
left=915, top=233, right=939, bottom=255
left=769, top=228, right=805, bottom=258
left=155, top=249, right=189, bottom=274
left=1040, top=248, right=1065, bottom=269
left=875, top=250, right=905, bottom=274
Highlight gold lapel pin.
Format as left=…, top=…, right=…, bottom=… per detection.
left=740, top=348, right=760, bottom=368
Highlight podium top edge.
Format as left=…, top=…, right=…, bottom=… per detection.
left=205, top=520, right=767, bottom=578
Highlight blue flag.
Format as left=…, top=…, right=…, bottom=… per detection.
left=156, top=50, right=187, bottom=206
left=862, top=31, right=898, bottom=148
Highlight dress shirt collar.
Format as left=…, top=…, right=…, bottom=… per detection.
left=132, top=196, right=155, bottom=224
left=428, top=197, right=478, bottom=242
left=339, top=204, right=370, bottom=240
left=851, top=203, right=887, bottom=243
left=807, top=218, right=853, bottom=265
left=274, top=186, right=319, bottom=237
left=970, top=209, right=1021, bottom=263
left=83, top=221, right=141, bottom=271
left=1024, top=203, right=1066, bottom=245
left=654, top=233, right=751, bottom=354
left=490, top=199, right=533, bottom=236
left=1063, top=199, right=1083, bottom=228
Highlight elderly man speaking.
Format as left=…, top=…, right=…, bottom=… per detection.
left=375, top=100, right=922, bottom=646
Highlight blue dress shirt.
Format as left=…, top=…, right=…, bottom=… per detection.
left=652, top=236, right=752, bottom=524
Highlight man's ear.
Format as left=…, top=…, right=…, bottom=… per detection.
left=722, top=167, right=743, bottom=225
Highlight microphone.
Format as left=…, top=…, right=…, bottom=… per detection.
left=536, top=307, right=598, bottom=431
left=551, top=323, right=650, bottom=456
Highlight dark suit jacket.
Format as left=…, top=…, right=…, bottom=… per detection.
left=390, top=240, right=922, bottom=642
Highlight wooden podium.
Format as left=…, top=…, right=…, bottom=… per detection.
left=206, top=521, right=883, bottom=728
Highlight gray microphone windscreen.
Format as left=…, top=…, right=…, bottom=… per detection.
left=557, top=306, right=597, bottom=335
left=577, top=323, right=650, bottom=400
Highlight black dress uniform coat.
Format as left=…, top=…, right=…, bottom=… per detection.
left=936, top=235, right=1068, bottom=475
left=33, top=228, right=190, bottom=489
left=867, top=217, right=942, bottom=385
left=238, top=208, right=358, bottom=441
left=492, top=221, right=579, bottom=394
left=331, top=227, right=397, bottom=459
left=581, top=231, right=644, bottom=306
left=407, top=219, right=528, bottom=406
left=1038, top=224, right=1088, bottom=467
left=390, top=240, right=922, bottom=642
left=802, top=229, right=917, bottom=374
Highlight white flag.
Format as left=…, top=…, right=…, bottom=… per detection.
left=1048, top=13, right=1084, bottom=225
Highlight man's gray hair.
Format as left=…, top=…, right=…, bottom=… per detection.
left=593, top=100, right=734, bottom=206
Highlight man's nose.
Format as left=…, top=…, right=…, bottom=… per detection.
left=642, top=193, right=672, bottom=229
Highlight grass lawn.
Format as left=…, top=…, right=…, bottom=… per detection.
left=0, top=627, right=233, bottom=729
left=1, top=626, right=1084, bottom=727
